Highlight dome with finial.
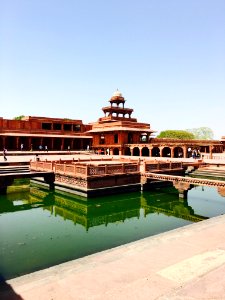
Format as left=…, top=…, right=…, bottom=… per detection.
left=110, top=89, right=125, bottom=103
left=113, top=89, right=122, bottom=97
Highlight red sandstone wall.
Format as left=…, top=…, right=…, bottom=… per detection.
left=0, top=117, right=90, bottom=135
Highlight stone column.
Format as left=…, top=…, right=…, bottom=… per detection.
left=71, top=139, right=74, bottom=150
left=170, top=147, right=175, bottom=158
left=61, top=139, right=64, bottom=150
left=159, top=146, right=163, bottom=157
left=183, top=146, right=188, bottom=158
left=28, top=137, right=32, bottom=151
left=16, top=137, right=19, bottom=150
left=130, top=147, right=134, bottom=156
left=209, top=145, right=213, bottom=159
left=80, top=139, right=84, bottom=150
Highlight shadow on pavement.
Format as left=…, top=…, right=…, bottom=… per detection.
left=0, top=275, right=23, bottom=300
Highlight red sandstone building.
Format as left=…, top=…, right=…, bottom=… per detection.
left=89, top=90, right=223, bottom=157
left=88, top=90, right=155, bottom=155
left=0, top=116, right=92, bottom=151
left=0, top=90, right=224, bottom=157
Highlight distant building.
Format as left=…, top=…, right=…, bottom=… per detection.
left=0, top=116, right=92, bottom=151
left=89, top=90, right=223, bottom=157
left=0, top=91, right=223, bottom=156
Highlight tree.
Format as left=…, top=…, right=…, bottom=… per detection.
left=13, top=115, right=25, bottom=120
left=186, top=127, right=214, bottom=140
left=157, top=130, right=195, bottom=139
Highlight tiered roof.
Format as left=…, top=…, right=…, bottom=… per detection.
left=101, top=89, right=135, bottom=121
left=89, top=90, right=155, bottom=134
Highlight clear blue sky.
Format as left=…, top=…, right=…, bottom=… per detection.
left=1, top=0, right=225, bottom=138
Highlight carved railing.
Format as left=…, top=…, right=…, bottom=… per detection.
left=30, top=161, right=139, bottom=177
left=87, top=163, right=139, bottom=176
left=202, top=154, right=225, bottom=160
left=88, top=165, right=106, bottom=176
left=30, top=161, right=53, bottom=171
left=145, top=161, right=183, bottom=172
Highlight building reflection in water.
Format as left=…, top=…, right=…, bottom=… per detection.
left=0, top=181, right=209, bottom=231
left=4, top=180, right=225, bottom=281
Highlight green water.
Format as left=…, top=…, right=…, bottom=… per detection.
left=0, top=181, right=225, bottom=280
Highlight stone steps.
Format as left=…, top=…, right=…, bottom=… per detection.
left=0, top=165, right=30, bottom=175
left=190, top=168, right=225, bottom=180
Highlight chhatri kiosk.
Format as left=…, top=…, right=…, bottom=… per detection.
left=89, top=90, right=155, bottom=155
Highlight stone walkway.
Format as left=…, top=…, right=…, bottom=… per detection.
left=1, top=215, right=225, bottom=299
left=1, top=151, right=225, bottom=164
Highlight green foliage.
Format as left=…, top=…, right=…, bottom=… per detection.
left=13, top=115, right=25, bottom=120
left=186, top=127, right=214, bottom=140
left=157, top=130, right=195, bottom=139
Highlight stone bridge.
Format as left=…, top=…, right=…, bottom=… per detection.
left=142, top=172, right=225, bottom=198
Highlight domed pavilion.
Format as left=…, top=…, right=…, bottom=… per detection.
left=88, top=90, right=155, bottom=155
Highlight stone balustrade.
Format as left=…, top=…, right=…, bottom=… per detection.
left=144, top=172, right=225, bottom=188
left=30, top=160, right=139, bottom=178
left=145, top=161, right=183, bottom=172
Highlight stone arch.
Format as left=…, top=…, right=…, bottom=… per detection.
left=113, top=148, right=119, bottom=155
left=151, top=147, right=160, bottom=157
left=141, top=147, right=149, bottom=157
left=162, top=147, right=171, bottom=157
left=124, top=147, right=131, bottom=156
left=133, top=147, right=140, bottom=156
left=174, top=147, right=184, bottom=158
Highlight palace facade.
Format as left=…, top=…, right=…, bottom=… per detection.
left=0, top=116, right=92, bottom=151
left=0, top=90, right=224, bottom=157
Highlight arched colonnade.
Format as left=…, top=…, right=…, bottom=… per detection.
left=107, top=144, right=213, bottom=158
